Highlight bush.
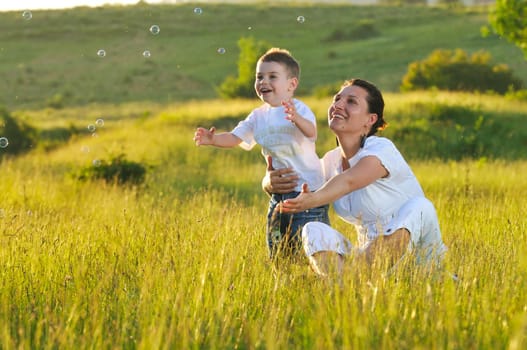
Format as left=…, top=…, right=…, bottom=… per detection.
left=217, top=36, right=271, bottom=99
left=401, top=49, right=523, bottom=94
left=74, top=153, right=148, bottom=185
left=0, top=107, right=38, bottom=159
left=381, top=102, right=526, bottom=160
left=323, top=19, right=380, bottom=42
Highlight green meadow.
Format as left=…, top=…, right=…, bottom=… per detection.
left=0, top=2, right=525, bottom=109
left=1, top=2, right=527, bottom=349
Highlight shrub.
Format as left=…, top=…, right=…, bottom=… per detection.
left=401, top=49, right=523, bottom=94
left=217, top=36, right=271, bottom=99
left=0, top=107, right=38, bottom=159
left=323, top=19, right=379, bottom=42
left=74, top=153, right=148, bottom=185
left=382, top=102, right=526, bottom=160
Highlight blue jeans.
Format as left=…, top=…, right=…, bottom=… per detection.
left=266, top=192, right=330, bottom=259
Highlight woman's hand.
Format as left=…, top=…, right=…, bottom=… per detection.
left=280, top=183, right=314, bottom=213
left=262, top=156, right=299, bottom=195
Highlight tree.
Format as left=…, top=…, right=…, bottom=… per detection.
left=490, top=0, right=527, bottom=58
left=217, top=37, right=270, bottom=99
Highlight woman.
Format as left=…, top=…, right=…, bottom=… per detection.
left=263, top=78, right=447, bottom=276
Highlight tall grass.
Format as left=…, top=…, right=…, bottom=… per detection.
left=1, top=92, right=527, bottom=348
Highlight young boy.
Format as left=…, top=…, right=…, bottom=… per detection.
left=193, top=48, right=329, bottom=259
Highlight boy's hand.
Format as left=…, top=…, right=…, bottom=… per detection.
left=282, top=99, right=298, bottom=123
left=194, top=126, right=216, bottom=146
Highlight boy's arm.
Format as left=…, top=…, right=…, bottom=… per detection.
left=194, top=127, right=242, bottom=148
left=283, top=100, right=316, bottom=138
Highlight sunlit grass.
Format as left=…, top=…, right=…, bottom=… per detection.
left=1, top=94, right=527, bottom=348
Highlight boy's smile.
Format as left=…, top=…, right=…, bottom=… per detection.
left=255, top=61, right=297, bottom=107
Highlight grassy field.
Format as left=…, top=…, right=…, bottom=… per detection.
left=0, top=2, right=526, bottom=110
left=1, top=1, right=527, bottom=348
left=1, top=89, right=527, bottom=348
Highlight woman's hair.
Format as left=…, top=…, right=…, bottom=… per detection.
left=258, top=48, right=300, bottom=79
left=343, top=79, right=387, bottom=135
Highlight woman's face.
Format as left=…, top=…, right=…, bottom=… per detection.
left=327, top=84, right=373, bottom=134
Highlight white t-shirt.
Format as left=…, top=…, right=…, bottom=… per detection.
left=232, top=99, right=324, bottom=192
left=322, top=136, right=425, bottom=245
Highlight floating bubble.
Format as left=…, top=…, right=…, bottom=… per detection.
left=149, top=25, right=160, bottom=35
left=0, top=137, right=8, bottom=148
left=97, top=49, right=106, bottom=57
left=143, top=50, right=151, bottom=58
left=297, top=15, right=305, bottom=23
left=92, top=159, right=101, bottom=167
left=95, top=118, right=104, bottom=127
left=91, top=133, right=98, bottom=138
left=87, top=124, right=96, bottom=132
left=248, top=26, right=252, bottom=30
left=22, top=10, right=32, bottom=20
left=194, top=7, right=203, bottom=15
left=80, top=145, right=90, bottom=153
left=217, top=47, right=226, bottom=54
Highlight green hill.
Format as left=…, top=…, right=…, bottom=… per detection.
left=0, top=2, right=525, bottom=110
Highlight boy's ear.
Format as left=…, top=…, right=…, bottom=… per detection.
left=288, top=77, right=299, bottom=91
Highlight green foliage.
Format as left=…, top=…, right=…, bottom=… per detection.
left=323, top=19, right=380, bottom=42
left=1, top=4, right=526, bottom=110
left=0, top=106, right=37, bottom=158
left=490, top=0, right=527, bottom=58
left=312, top=81, right=343, bottom=98
left=401, top=49, right=523, bottom=93
left=506, top=88, right=527, bottom=101
left=216, top=36, right=270, bottom=99
left=381, top=100, right=527, bottom=160
left=45, top=93, right=65, bottom=109
left=74, top=153, right=147, bottom=185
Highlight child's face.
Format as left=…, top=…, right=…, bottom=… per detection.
left=254, top=61, right=298, bottom=107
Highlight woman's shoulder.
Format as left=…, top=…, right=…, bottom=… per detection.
left=365, top=136, right=395, bottom=147
left=321, top=148, right=341, bottom=166
left=363, top=136, right=399, bottom=154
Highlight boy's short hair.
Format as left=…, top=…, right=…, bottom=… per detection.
left=258, top=48, right=300, bottom=79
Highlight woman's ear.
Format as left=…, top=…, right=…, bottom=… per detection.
left=368, top=113, right=378, bottom=126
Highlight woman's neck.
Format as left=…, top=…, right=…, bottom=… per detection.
left=337, top=135, right=362, bottom=160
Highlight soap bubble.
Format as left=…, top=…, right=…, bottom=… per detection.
left=92, top=159, right=101, bottom=167
left=80, top=145, right=90, bottom=153
left=143, top=50, right=151, bottom=58
left=217, top=47, right=226, bottom=54
left=97, top=49, right=106, bottom=57
left=194, top=7, right=203, bottom=15
left=297, top=16, right=305, bottom=23
left=95, top=118, right=104, bottom=127
left=22, top=10, right=32, bottom=20
left=149, top=25, right=160, bottom=35
left=0, top=137, right=8, bottom=148
left=87, top=124, right=96, bottom=132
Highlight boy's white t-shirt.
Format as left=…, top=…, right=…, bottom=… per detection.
left=231, top=98, right=324, bottom=192
left=323, top=136, right=425, bottom=243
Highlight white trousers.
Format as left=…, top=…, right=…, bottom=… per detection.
left=302, top=197, right=447, bottom=264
